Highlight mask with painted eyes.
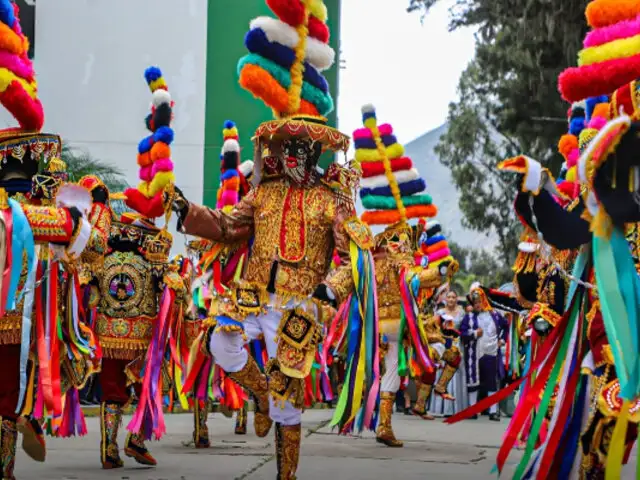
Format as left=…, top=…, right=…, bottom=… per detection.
left=385, top=232, right=411, bottom=258
left=281, top=137, right=322, bottom=186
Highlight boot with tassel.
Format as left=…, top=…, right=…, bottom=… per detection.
left=227, top=356, right=272, bottom=438
left=100, top=403, right=124, bottom=469
left=124, top=432, right=157, bottom=466
left=435, top=364, right=457, bottom=401
left=193, top=401, right=210, bottom=448
left=275, top=423, right=301, bottom=479
left=1, top=418, right=17, bottom=480
left=376, top=392, right=403, bottom=447
left=412, top=382, right=435, bottom=420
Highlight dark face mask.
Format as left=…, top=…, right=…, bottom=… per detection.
left=282, top=138, right=322, bottom=186
left=31, top=173, right=65, bottom=200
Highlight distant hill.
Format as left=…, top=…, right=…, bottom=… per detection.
left=404, top=124, right=498, bottom=250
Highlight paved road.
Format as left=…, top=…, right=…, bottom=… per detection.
left=12, top=410, right=637, bottom=479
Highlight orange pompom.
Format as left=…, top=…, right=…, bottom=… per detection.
left=239, top=63, right=319, bottom=117
left=150, top=142, right=171, bottom=162
left=362, top=205, right=438, bottom=225
left=137, top=151, right=152, bottom=167
left=586, top=0, right=640, bottom=28
left=558, top=134, right=578, bottom=159
left=592, top=103, right=610, bottom=119
left=0, top=22, right=27, bottom=56
left=223, top=176, right=240, bottom=190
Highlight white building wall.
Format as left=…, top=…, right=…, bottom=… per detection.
left=25, top=0, right=209, bottom=253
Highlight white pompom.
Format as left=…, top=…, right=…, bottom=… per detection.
left=361, top=104, right=376, bottom=114
left=222, top=139, right=240, bottom=154
left=239, top=160, right=254, bottom=176
left=152, top=89, right=172, bottom=107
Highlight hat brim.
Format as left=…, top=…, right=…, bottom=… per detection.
left=253, top=117, right=350, bottom=153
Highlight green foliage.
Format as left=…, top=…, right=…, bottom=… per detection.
left=61, top=144, right=128, bottom=193
left=61, top=144, right=129, bottom=216
left=409, top=0, right=588, bottom=269
left=448, top=239, right=512, bottom=293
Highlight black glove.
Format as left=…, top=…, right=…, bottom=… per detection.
left=91, top=185, right=109, bottom=205
left=165, top=185, right=189, bottom=229
left=312, top=283, right=337, bottom=309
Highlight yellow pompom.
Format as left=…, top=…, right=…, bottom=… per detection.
left=148, top=171, right=176, bottom=197
left=149, top=78, right=167, bottom=92
left=138, top=181, right=151, bottom=197
left=566, top=166, right=577, bottom=182
left=363, top=117, right=377, bottom=129
left=309, top=0, right=328, bottom=22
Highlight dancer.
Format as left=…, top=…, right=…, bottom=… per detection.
left=93, top=67, right=187, bottom=469
left=171, top=2, right=377, bottom=477
left=0, top=2, right=111, bottom=477
left=354, top=105, right=457, bottom=446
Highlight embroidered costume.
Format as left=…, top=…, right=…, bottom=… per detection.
left=172, top=3, right=378, bottom=478
left=90, top=67, right=186, bottom=470
left=354, top=105, right=457, bottom=447
left=0, top=3, right=110, bottom=478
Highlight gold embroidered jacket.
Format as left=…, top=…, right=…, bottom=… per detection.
left=376, top=253, right=446, bottom=335
left=92, top=221, right=177, bottom=360
left=181, top=178, right=360, bottom=306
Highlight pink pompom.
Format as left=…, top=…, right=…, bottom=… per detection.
left=588, top=116, right=607, bottom=130
left=150, top=157, right=174, bottom=177
left=352, top=123, right=394, bottom=140
left=139, top=165, right=153, bottom=181
left=428, top=248, right=451, bottom=263
left=566, top=148, right=580, bottom=168
left=218, top=190, right=239, bottom=208
left=584, top=15, right=640, bottom=48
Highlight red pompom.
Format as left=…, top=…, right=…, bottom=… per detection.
left=558, top=53, right=640, bottom=103
left=266, top=0, right=305, bottom=26
left=124, top=188, right=165, bottom=219
left=308, top=16, right=329, bottom=43
left=0, top=80, right=44, bottom=131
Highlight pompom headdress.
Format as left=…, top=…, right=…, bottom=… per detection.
left=123, top=67, right=175, bottom=219
left=217, top=120, right=246, bottom=212
left=238, top=0, right=349, bottom=170
left=356, top=105, right=437, bottom=228
left=559, top=0, right=640, bottom=102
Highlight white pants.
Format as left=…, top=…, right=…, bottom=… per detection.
left=208, top=307, right=301, bottom=426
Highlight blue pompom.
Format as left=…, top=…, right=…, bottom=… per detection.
left=0, top=0, right=15, bottom=28
left=569, top=118, right=585, bottom=136
left=154, top=126, right=174, bottom=145
left=224, top=120, right=236, bottom=129
left=138, top=136, right=154, bottom=154
left=585, top=95, right=608, bottom=121
left=144, top=66, right=163, bottom=84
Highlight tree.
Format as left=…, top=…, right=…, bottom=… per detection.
left=408, top=0, right=589, bottom=268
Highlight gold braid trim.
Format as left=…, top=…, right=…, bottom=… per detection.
left=100, top=338, right=149, bottom=361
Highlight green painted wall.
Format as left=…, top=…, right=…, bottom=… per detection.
left=203, top=1, right=342, bottom=207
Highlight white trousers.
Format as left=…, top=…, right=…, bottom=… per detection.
left=208, top=307, right=301, bottom=426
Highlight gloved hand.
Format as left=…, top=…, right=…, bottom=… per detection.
left=312, top=283, right=337, bottom=309
left=533, top=317, right=552, bottom=336
left=498, top=155, right=562, bottom=198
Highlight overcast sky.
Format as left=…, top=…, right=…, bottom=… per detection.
left=337, top=0, right=476, bottom=146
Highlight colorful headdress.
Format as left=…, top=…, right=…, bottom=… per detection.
left=415, top=219, right=453, bottom=269
left=124, top=67, right=175, bottom=219
left=0, top=0, right=60, bottom=188
left=356, top=105, right=437, bottom=227
left=238, top=0, right=349, bottom=160
left=468, top=282, right=492, bottom=312
left=559, top=0, right=640, bottom=102
left=217, top=120, right=243, bottom=211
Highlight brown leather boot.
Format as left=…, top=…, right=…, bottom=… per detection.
left=435, top=364, right=458, bottom=401
left=275, top=423, right=301, bottom=479
left=100, top=403, right=124, bottom=469
left=124, top=432, right=157, bottom=466
left=235, top=403, right=248, bottom=435
left=16, top=417, right=46, bottom=462
left=193, top=401, right=210, bottom=448
left=412, top=383, right=435, bottom=420
left=376, top=392, right=403, bottom=447
left=1, top=418, right=17, bottom=480
left=227, top=356, right=272, bottom=438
